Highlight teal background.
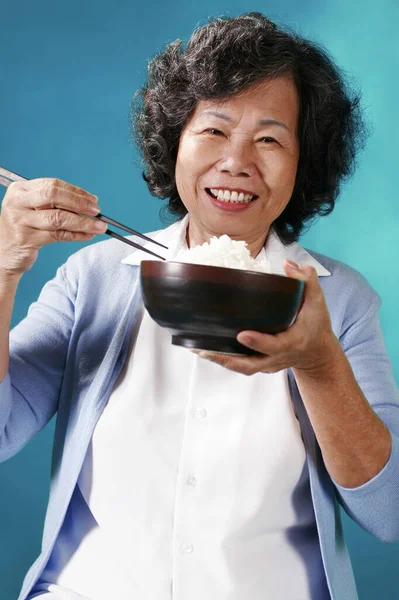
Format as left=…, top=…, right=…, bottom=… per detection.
left=0, top=0, right=398, bottom=598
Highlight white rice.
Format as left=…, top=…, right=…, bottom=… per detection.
left=178, top=234, right=271, bottom=273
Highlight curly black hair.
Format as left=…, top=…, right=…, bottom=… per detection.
left=131, top=12, right=368, bottom=244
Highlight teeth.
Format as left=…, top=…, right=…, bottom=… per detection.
left=209, top=188, right=255, bottom=203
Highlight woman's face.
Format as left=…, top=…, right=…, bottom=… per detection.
left=175, top=76, right=300, bottom=255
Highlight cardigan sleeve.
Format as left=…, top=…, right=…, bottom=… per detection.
left=332, top=278, right=399, bottom=543
left=0, top=261, right=76, bottom=462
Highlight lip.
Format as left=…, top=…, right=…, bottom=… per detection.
left=205, top=188, right=257, bottom=212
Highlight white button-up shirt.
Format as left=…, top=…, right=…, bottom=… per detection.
left=34, top=216, right=331, bottom=599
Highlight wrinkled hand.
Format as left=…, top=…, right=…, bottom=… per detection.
left=192, top=259, right=340, bottom=376
left=0, top=178, right=107, bottom=276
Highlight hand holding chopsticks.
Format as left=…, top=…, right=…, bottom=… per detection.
left=0, top=166, right=167, bottom=274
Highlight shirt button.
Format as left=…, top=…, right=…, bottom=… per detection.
left=182, top=543, right=194, bottom=554
left=186, top=475, right=197, bottom=487
left=195, top=408, right=207, bottom=419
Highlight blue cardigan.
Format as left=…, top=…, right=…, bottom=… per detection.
left=1, top=234, right=399, bottom=600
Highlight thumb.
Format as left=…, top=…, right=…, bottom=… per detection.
left=283, top=259, right=314, bottom=281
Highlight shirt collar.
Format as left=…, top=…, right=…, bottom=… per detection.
left=120, top=213, right=331, bottom=277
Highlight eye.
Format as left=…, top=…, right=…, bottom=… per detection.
left=206, top=128, right=224, bottom=136
left=259, top=136, right=278, bottom=144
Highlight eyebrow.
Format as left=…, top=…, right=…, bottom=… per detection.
left=198, top=110, right=291, bottom=132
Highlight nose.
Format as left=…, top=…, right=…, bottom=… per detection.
left=217, top=136, right=256, bottom=177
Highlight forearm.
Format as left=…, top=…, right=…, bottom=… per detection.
left=292, top=335, right=392, bottom=488
left=0, top=271, right=21, bottom=382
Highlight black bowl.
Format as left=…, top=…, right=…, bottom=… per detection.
left=140, top=260, right=305, bottom=355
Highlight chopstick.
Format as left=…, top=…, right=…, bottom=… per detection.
left=0, top=166, right=167, bottom=260
left=102, top=229, right=167, bottom=259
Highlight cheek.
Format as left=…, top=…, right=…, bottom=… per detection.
left=176, top=137, right=216, bottom=189
left=175, top=148, right=199, bottom=206
left=267, top=153, right=298, bottom=192
left=176, top=139, right=198, bottom=186
left=175, top=161, right=189, bottom=201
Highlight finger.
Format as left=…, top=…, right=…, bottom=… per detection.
left=283, top=259, right=309, bottom=281
left=237, top=330, right=283, bottom=354
left=284, top=261, right=320, bottom=289
left=14, top=226, right=101, bottom=246
left=45, top=231, right=99, bottom=243
left=195, top=349, right=267, bottom=370
left=195, top=352, right=251, bottom=374
left=28, top=178, right=98, bottom=200
left=283, top=261, right=324, bottom=311
left=194, top=351, right=285, bottom=375
left=19, top=179, right=99, bottom=213
left=46, top=230, right=99, bottom=243
left=20, top=208, right=107, bottom=236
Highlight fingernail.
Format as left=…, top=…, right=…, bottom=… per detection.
left=237, top=333, right=252, bottom=344
left=94, top=220, right=107, bottom=232
left=87, top=204, right=101, bottom=215
left=285, top=259, right=299, bottom=270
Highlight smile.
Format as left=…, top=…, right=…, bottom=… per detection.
left=206, top=188, right=258, bottom=203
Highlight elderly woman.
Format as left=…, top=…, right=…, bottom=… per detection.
left=0, top=12, right=398, bottom=600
